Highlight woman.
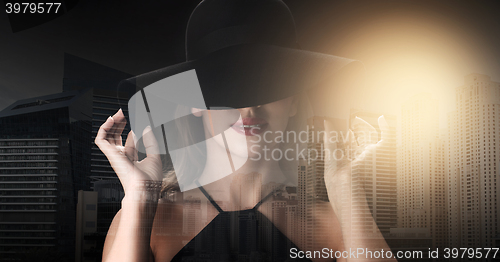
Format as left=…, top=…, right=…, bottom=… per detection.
left=96, top=0, right=394, bottom=261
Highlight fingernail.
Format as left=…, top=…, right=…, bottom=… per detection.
left=379, top=115, right=388, bottom=125
left=107, top=116, right=113, bottom=122
left=130, top=130, right=138, bottom=143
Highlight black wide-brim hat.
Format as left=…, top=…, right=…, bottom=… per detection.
left=119, top=0, right=364, bottom=191
left=119, top=0, right=363, bottom=111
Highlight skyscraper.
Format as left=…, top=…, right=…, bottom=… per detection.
left=447, top=74, right=500, bottom=248
left=0, top=54, right=136, bottom=261
left=0, top=90, right=93, bottom=260
left=398, top=93, right=447, bottom=248
left=62, top=53, right=134, bottom=187
left=297, top=157, right=307, bottom=247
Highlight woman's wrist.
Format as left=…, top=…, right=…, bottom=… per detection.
left=122, top=190, right=161, bottom=204
left=325, top=178, right=351, bottom=215
left=120, top=192, right=161, bottom=229
left=121, top=181, right=163, bottom=222
left=126, top=180, right=163, bottom=192
left=123, top=180, right=162, bottom=202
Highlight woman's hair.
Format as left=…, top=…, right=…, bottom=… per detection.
left=160, top=92, right=310, bottom=196
left=160, top=104, right=206, bottom=195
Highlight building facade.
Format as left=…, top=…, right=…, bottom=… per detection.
left=0, top=54, right=135, bottom=261
left=62, top=53, right=134, bottom=187
left=0, top=90, right=93, bottom=260
left=398, top=94, right=447, bottom=248
left=447, top=74, right=500, bottom=249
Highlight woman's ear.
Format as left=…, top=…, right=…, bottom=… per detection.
left=289, top=96, right=298, bottom=117
left=191, top=108, right=203, bottom=117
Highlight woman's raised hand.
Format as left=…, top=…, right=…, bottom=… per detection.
left=323, top=116, right=395, bottom=261
left=98, top=110, right=163, bottom=262
left=95, top=109, right=163, bottom=196
left=323, top=115, right=389, bottom=217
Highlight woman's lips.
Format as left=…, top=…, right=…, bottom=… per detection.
left=231, top=117, right=268, bottom=136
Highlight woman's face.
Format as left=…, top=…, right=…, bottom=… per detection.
left=191, top=96, right=298, bottom=160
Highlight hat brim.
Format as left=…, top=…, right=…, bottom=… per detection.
left=118, top=43, right=363, bottom=110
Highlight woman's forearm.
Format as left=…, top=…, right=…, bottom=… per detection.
left=328, top=194, right=395, bottom=262
left=103, top=191, right=159, bottom=262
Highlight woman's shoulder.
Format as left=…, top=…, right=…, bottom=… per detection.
left=150, top=197, right=189, bottom=261
left=152, top=197, right=185, bottom=235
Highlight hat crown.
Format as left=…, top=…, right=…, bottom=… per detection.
left=185, top=0, right=297, bottom=60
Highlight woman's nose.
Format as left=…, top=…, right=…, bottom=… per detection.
left=237, top=105, right=262, bottom=116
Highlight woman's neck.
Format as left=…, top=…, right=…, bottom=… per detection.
left=198, top=137, right=288, bottom=185
left=196, top=141, right=288, bottom=211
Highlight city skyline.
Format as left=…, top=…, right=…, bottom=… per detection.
left=1, top=71, right=499, bottom=260
left=1, top=1, right=500, bottom=261
left=0, top=49, right=498, bottom=259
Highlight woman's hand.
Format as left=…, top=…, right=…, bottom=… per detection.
left=324, top=115, right=394, bottom=261
left=97, top=109, right=163, bottom=262
left=95, top=109, right=163, bottom=197
left=323, top=116, right=388, bottom=216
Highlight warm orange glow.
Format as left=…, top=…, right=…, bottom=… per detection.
left=322, top=11, right=496, bottom=127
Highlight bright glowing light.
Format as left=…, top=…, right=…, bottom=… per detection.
left=322, top=11, right=493, bottom=128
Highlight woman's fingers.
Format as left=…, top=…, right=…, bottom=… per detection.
left=142, top=126, right=160, bottom=160
left=95, top=116, right=134, bottom=177
left=95, top=116, right=115, bottom=149
left=323, top=119, right=336, bottom=149
left=95, top=115, right=163, bottom=191
left=347, top=129, right=361, bottom=160
left=377, top=115, right=389, bottom=143
left=108, top=109, right=127, bottom=146
left=324, top=119, right=351, bottom=173
left=351, top=116, right=378, bottom=147
left=124, top=130, right=138, bottom=162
